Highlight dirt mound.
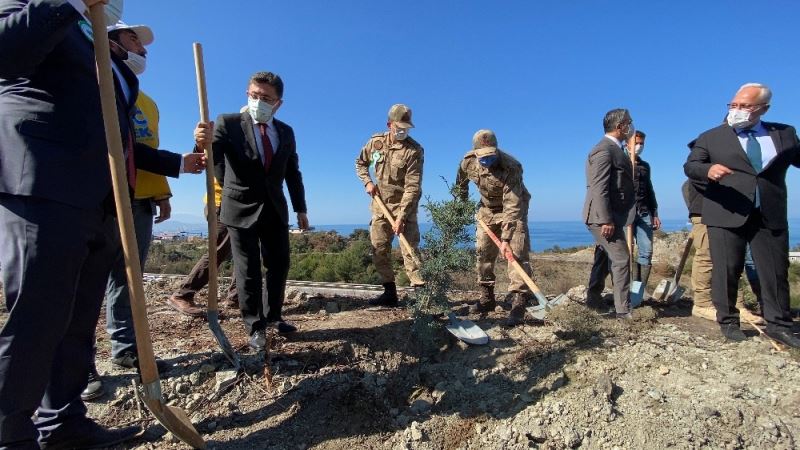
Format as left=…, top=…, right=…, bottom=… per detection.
left=66, top=276, right=799, bottom=449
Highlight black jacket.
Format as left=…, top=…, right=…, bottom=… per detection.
left=213, top=112, right=307, bottom=228
left=633, top=157, right=658, bottom=216
left=684, top=122, right=800, bottom=230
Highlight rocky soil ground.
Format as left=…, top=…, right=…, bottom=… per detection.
left=1, top=236, right=799, bottom=449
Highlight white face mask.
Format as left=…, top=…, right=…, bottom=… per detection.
left=393, top=128, right=409, bottom=141
left=634, top=144, right=644, bottom=156
left=727, top=108, right=755, bottom=129
left=124, top=52, right=146, bottom=75
left=247, top=97, right=275, bottom=123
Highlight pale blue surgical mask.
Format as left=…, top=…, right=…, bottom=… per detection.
left=394, top=128, right=409, bottom=141
left=248, top=97, right=274, bottom=123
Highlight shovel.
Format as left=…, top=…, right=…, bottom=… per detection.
left=476, top=218, right=568, bottom=320
left=373, top=194, right=422, bottom=268
left=193, top=43, right=241, bottom=371
left=90, top=6, right=205, bottom=449
left=446, top=313, right=489, bottom=345
left=652, top=236, right=694, bottom=303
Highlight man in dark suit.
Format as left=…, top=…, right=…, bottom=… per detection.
left=684, top=83, right=800, bottom=347
left=0, top=2, right=204, bottom=448
left=195, top=71, right=309, bottom=351
left=583, top=108, right=636, bottom=319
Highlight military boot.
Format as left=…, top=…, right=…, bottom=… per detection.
left=469, top=285, right=497, bottom=314
left=368, top=282, right=399, bottom=307
left=504, top=292, right=528, bottom=326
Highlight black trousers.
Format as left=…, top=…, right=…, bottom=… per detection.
left=0, top=194, right=117, bottom=448
left=226, top=207, right=290, bottom=336
left=707, top=210, right=792, bottom=332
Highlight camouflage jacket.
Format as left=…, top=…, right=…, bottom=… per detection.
left=455, top=148, right=530, bottom=240
left=355, top=132, right=424, bottom=221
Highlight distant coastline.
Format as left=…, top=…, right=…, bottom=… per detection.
left=155, top=218, right=800, bottom=252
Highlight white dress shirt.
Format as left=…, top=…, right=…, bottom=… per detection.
left=252, top=118, right=279, bottom=165
left=604, top=134, right=623, bottom=149
left=735, top=121, right=778, bottom=171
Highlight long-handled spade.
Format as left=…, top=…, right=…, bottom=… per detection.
left=477, top=218, right=567, bottom=320
left=193, top=43, right=241, bottom=372
left=652, top=236, right=694, bottom=303
left=373, top=195, right=487, bottom=343
left=89, top=6, right=205, bottom=449
left=373, top=194, right=422, bottom=268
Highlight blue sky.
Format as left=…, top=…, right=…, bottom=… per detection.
left=124, top=0, right=800, bottom=226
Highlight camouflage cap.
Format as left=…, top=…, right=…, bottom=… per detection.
left=475, top=146, right=498, bottom=158
left=388, top=104, right=414, bottom=129
left=472, top=129, right=498, bottom=156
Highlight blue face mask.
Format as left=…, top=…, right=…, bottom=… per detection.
left=478, top=155, right=498, bottom=167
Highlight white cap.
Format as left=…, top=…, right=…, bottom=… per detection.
left=107, top=20, right=154, bottom=46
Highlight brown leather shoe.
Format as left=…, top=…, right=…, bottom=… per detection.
left=167, top=296, right=205, bottom=317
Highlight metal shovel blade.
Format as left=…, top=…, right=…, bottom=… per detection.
left=652, top=279, right=672, bottom=301
left=630, top=281, right=645, bottom=308
left=526, top=303, right=547, bottom=320
left=526, top=294, right=568, bottom=320
left=143, top=396, right=206, bottom=449
left=207, top=310, right=241, bottom=371
left=446, top=313, right=489, bottom=345
left=549, top=294, right=568, bottom=307
left=667, top=286, right=686, bottom=303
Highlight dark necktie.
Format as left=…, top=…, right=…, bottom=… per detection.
left=744, top=129, right=762, bottom=208
left=258, top=123, right=273, bottom=173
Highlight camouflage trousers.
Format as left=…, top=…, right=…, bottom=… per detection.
left=476, top=217, right=532, bottom=293
left=371, top=215, right=423, bottom=285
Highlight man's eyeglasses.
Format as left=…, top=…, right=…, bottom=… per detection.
left=727, top=103, right=766, bottom=111
left=247, top=92, right=279, bottom=105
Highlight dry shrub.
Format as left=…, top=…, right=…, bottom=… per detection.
left=548, top=301, right=600, bottom=341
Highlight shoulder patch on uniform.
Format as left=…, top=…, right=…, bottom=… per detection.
left=372, top=140, right=384, bottom=150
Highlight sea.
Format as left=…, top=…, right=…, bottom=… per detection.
left=312, top=219, right=800, bottom=252
left=156, top=218, right=800, bottom=252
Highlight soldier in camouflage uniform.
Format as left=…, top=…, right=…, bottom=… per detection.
left=455, top=130, right=533, bottom=326
left=355, top=104, right=425, bottom=306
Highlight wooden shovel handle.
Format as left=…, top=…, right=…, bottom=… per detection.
left=373, top=194, right=421, bottom=267
left=743, top=316, right=784, bottom=352
left=193, top=43, right=219, bottom=312
left=672, top=236, right=694, bottom=286
left=89, top=6, right=159, bottom=384
left=476, top=217, right=546, bottom=303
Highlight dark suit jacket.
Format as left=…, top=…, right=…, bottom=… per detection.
left=0, top=1, right=180, bottom=210
left=583, top=137, right=635, bottom=226
left=213, top=112, right=307, bottom=229
left=633, top=157, right=658, bottom=216
left=684, top=122, right=800, bottom=230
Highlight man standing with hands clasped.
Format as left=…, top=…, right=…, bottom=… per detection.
left=355, top=104, right=425, bottom=307
left=684, top=83, right=800, bottom=347
left=583, top=109, right=637, bottom=319
left=195, top=72, right=309, bottom=352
